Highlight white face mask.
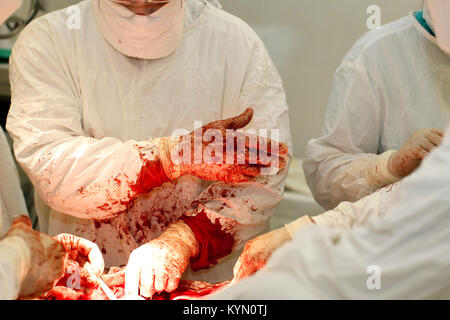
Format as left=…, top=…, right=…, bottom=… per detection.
left=92, top=0, right=186, bottom=60
left=424, top=0, right=450, bottom=55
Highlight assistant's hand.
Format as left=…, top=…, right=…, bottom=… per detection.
left=125, top=221, right=199, bottom=299
left=159, top=108, right=289, bottom=183
left=5, top=216, right=67, bottom=299
left=388, top=129, right=444, bottom=178
left=232, top=227, right=291, bottom=282
left=55, top=234, right=105, bottom=280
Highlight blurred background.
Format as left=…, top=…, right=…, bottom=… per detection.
left=224, top=0, right=422, bottom=157
left=0, top=0, right=422, bottom=157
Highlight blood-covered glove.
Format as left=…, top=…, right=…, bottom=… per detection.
left=388, top=129, right=444, bottom=178
left=55, top=234, right=105, bottom=283
left=232, top=228, right=290, bottom=283
left=158, top=108, right=288, bottom=183
left=125, top=221, right=199, bottom=299
left=5, top=216, right=67, bottom=299
left=233, top=216, right=314, bottom=282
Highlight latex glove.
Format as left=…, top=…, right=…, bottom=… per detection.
left=388, top=129, right=444, bottom=178
left=125, top=221, right=199, bottom=298
left=232, top=216, right=314, bottom=282
left=5, top=216, right=66, bottom=299
left=159, top=108, right=289, bottom=183
left=55, top=234, right=105, bottom=280
left=232, top=227, right=291, bottom=282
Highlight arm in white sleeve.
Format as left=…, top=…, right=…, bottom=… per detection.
left=181, top=36, right=292, bottom=270
left=312, top=182, right=400, bottom=230
left=303, top=60, right=400, bottom=210
left=283, top=182, right=400, bottom=238
left=0, top=237, right=31, bottom=300
left=6, top=20, right=171, bottom=220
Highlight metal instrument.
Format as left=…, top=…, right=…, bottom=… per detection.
left=0, top=0, right=40, bottom=40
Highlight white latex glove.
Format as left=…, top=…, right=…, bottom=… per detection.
left=5, top=216, right=67, bottom=299
left=388, top=129, right=444, bottom=178
left=125, top=221, right=199, bottom=298
left=158, top=108, right=288, bottom=183
left=55, top=234, right=105, bottom=279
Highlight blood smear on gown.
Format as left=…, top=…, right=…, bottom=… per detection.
left=41, top=263, right=230, bottom=300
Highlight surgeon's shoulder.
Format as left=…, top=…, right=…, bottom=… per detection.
left=204, top=4, right=264, bottom=49
left=12, top=1, right=91, bottom=56
left=342, top=15, right=416, bottom=64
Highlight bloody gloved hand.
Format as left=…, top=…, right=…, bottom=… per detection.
left=55, top=234, right=105, bottom=284
left=125, top=221, right=199, bottom=299
left=388, top=129, right=444, bottom=178
left=5, top=216, right=67, bottom=299
left=158, top=108, right=289, bottom=183
left=233, top=216, right=314, bottom=282
left=232, top=227, right=291, bottom=283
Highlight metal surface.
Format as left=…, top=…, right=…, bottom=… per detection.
left=120, top=294, right=145, bottom=300
left=97, top=277, right=117, bottom=300
left=0, top=0, right=23, bottom=26
left=0, top=0, right=39, bottom=40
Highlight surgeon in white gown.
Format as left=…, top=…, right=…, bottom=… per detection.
left=214, top=125, right=450, bottom=299
left=6, top=0, right=292, bottom=298
left=218, top=1, right=450, bottom=296
left=303, top=1, right=450, bottom=210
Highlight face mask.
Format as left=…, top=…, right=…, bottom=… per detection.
left=92, top=0, right=186, bottom=60
left=424, top=0, right=450, bottom=55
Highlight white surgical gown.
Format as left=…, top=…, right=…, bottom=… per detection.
left=6, top=0, right=292, bottom=282
left=0, top=128, right=28, bottom=237
left=213, top=126, right=450, bottom=300
left=0, top=236, right=30, bottom=300
left=304, top=12, right=450, bottom=210
left=312, top=182, right=399, bottom=230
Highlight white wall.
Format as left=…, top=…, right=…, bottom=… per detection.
left=35, top=0, right=422, bottom=157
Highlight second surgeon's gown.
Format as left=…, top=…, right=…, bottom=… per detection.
left=304, top=11, right=450, bottom=210
left=213, top=125, right=450, bottom=300
left=0, top=127, right=28, bottom=236
left=6, top=0, right=292, bottom=282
